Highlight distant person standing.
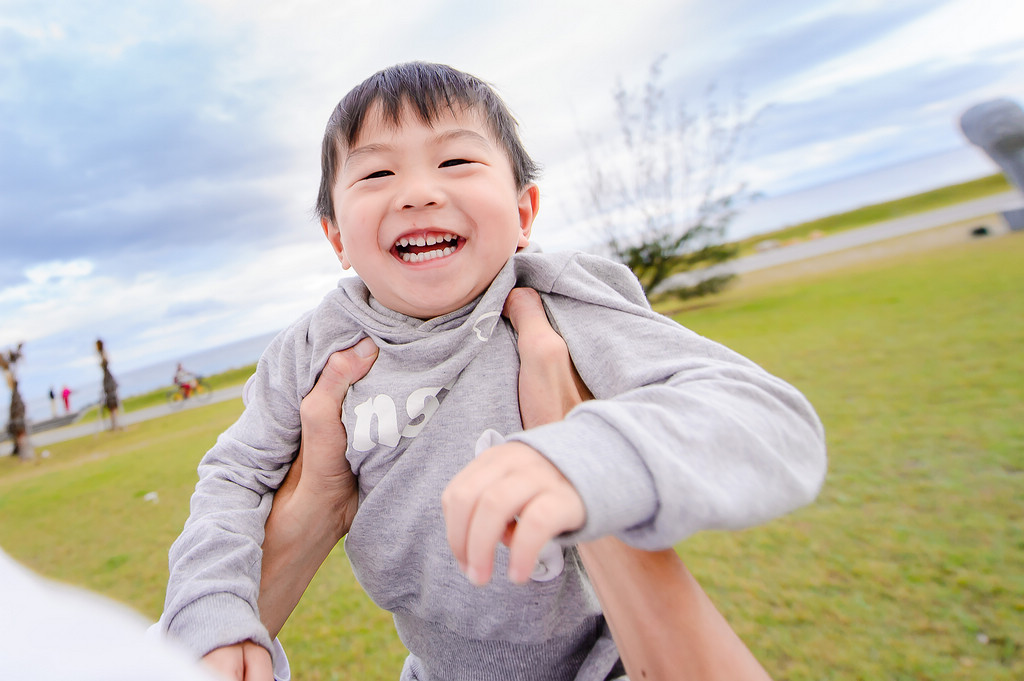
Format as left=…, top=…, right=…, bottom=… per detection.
left=95, top=339, right=121, bottom=431
left=61, top=385, right=73, bottom=413
left=49, top=387, right=58, bottom=418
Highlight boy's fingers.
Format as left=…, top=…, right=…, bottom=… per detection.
left=444, top=443, right=585, bottom=586
left=241, top=641, right=273, bottom=681
left=462, top=473, right=541, bottom=585
left=203, top=645, right=244, bottom=681
left=203, top=641, right=274, bottom=681
left=442, top=455, right=511, bottom=573
left=507, top=498, right=577, bottom=584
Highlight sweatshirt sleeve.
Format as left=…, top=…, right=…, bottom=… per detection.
left=506, top=252, right=827, bottom=550
left=161, top=317, right=313, bottom=658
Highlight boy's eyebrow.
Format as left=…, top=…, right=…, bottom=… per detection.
left=432, top=128, right=492, bottom=148
left=344, top=128, right=493, bottom=171
left=343, top=143, right=393, bottom=171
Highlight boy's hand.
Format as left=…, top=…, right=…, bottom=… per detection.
left=442, top=287, right=591, bottom=587
left=442, top=442, right=585, bottom=585
left=202, top=640, right=272, bottom=681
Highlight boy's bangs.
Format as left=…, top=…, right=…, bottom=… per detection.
left=341, top=65, right=489, bottom=146
left=317, top=62, right=539, bottom=222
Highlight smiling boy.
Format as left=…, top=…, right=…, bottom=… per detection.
left=322, top=101, right=537, bottom=320
left=162, top=62, right=826, bottom=681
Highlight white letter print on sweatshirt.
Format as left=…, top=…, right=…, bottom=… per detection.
left=350, top=376, right=458, bottom=452
left=350, top=311, right=499, bottom=452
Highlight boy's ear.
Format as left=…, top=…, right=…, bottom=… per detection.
left=516, top=183, right=540, bottom=248
left=321, top=217, right=353, bottom=270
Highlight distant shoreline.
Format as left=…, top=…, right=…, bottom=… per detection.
left=4, top=172, right=1019, bottom=428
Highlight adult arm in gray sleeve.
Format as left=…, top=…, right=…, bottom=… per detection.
left=508, top=252, right=827, bottom=549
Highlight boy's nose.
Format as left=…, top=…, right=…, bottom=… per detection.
left=395, top=173, right=444, bottom=210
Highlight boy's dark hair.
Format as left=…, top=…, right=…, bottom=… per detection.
left=316, top=62, right=540, bottom=223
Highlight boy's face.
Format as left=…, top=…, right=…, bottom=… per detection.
left=322, top=102, right=539, bottom=319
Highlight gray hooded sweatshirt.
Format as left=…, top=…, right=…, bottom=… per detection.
left=163, top=248, right=827, bottom=680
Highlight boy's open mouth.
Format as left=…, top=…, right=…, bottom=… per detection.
left=392, top=232, right=463, bottom=263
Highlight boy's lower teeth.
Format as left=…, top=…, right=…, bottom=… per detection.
left=401, top=246, right=456, bottom=263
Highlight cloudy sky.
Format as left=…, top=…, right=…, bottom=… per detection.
left=2, top=0, right=1023, bottom=412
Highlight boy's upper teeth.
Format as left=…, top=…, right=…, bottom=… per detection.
left=396, top=233, right=457, bottom=249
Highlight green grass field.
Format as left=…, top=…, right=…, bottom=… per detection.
left=678, top=231, right=1024, bottom=679
left=1, top=229, right=1021, bottom=679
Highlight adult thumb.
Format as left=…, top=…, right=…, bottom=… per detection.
left=309, top=338, right=378, bottom=408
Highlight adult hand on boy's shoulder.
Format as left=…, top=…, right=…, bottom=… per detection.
left=503, top=287, right=593, bottom=427
left=202, top=640, right=272, bottom=681
left=294, top=337, right=378, bottom=504
left=442, top=442, right=585, bottom=586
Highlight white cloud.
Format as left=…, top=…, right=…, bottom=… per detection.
left=24, top=259, right=95, bottom=285
left=770, top=0, right=1024, bottom=106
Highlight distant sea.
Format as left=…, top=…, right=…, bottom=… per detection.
left=729, top=147, right=997, bottom=239
left=20, top=330, right=280, bottom=424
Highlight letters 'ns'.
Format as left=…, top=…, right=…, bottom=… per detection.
left=350, top=378, right=456, bottom=452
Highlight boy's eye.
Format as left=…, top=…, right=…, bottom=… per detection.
left=362, top=170, right=393, bottom=180
left=439, top=158, right=471, bottom=168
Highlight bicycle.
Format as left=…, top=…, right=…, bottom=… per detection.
left=166, top=377, right=213, bottom=409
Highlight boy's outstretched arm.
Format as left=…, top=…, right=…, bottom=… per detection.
left=507, top=252, right=827, bottom=550
left=201, top=338, right=379, bottom=681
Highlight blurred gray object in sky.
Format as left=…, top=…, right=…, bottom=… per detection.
left=960, top=98, right=1024, bottom=230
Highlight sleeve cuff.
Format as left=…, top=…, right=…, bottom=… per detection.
left=165, top=592, right=274, bottom=662
left=507, top=410, right=658, bottom=543
left=149, top=616, right=290, bottom=681
left=270, top=636, right=291, bottom=681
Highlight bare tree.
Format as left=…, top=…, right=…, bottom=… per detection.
left=2, top=343, right=34, bottom=461
left=581, top=56, right=754, bottom=297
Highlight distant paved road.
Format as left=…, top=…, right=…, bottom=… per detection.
left=1, top=384, right=245, bottom=457
left=654, top=190, right=1023, bottom=292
